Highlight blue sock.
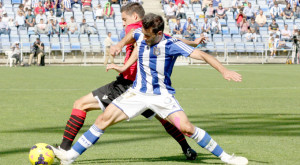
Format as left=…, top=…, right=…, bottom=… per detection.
left=190, top=127, right=224, bottom=157
left=72, top=124, right=104, bottom=155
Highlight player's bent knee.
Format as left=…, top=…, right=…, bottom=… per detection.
left=180, top=123, right=195, bottom=136
left=73, top=99, right=87, bottom=112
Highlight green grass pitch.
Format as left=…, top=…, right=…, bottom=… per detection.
left=0, top=64, right=299, bottom=165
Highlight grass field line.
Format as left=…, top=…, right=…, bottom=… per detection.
left=1, top=87, right=300, bottom=91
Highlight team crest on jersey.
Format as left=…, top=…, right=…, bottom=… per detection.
left=153, top=47, right=161, bottom=56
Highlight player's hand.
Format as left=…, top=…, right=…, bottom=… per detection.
left=106, top=64, right=124, bottom=73
left=194, top=37, right=206, bottom=45
left=110, top=45, right=122, bottom=57
left=222, top=70, right=242, bottom=82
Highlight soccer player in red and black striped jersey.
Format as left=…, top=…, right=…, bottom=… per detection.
left=58, top=2, right=198, bottom=160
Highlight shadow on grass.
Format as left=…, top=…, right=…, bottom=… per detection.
left=2, top=113, right=299, bottom=136
left=75, top=154, right=221, bottom=164
left=1, top=113, right=298, bottom=164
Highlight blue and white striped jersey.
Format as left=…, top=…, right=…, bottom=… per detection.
left=132, top=28, right=195, bottom=95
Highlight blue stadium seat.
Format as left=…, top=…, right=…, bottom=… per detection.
left=70, top=35, right=81, bottom=51
left=219, top=19, right=226, bottom=26
left=206, top=42, right=215, bottom=52
left=235, top=43, right=245, bottom=53
left=62, top=42, right=71, bottom=53
left=215, top=42, right=225, bottom=52
left=223, top=35, right=232, bottom=42
left=255, top=43, right=265, bottom=53
left=230, top=26, right=239, bottom=35
left=232, top=35, right=242, bottom=42
left=10, top=35, right=20, bottom=43
left=245, top=42, right=255, bottom=53
left=226, top=42, right=235, bottom=53
left=12, top=0, right=22, bottom=4
left=60, top=34, right=70, bottom=43
left=222, top=27, right=229, bottom=35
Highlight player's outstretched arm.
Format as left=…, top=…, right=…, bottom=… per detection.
left=107, top=45, right=138, bottom=73
left=190, top=49, right=242, bottom=82
left=110, top=29, right=136, bottom=56
left=177, top=37, right=206, bottom=47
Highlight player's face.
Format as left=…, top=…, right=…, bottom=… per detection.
left=122, top=12, right=137, bottom=28
left=142, top=27, right=162, bottom=46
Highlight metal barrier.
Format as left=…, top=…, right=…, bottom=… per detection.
left=0, top=41, right=298, bottom=65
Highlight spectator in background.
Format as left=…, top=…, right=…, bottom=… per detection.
left=35, top=19, right=48, bottom=34
left=45, top=0, right=55, bottom=12
left=176, top=3, right=186, bottom=19
left=249, top=18, right=259, bottom=34
left=59, top=17, right=68, bottom=34
left=0, top=16, right=9, bottom=35
left=201, top=18, right=211, bottom=33
left=235, top=9, right=244, bottom=25
left=211, top=17, right=221, bottom=34
left=202, top=0, right=212, bottom=10
left=191, top=0, right=200, bottom=4
left=54, top=0, right=63, bottom=17
left=25, top=9, right=35, bottom=27
left=104, top=32, right=115, bottom=65
left=11, top=42, right=21, bottom=66
left=175, top=0, right=188, bottom=8
left=15, top=11, right=25, bottom=29
left=94, top=4, right=104, bottom=19
left=239, top=17, right=249, bottom=35
left=62, top=0, right=72, bottom=12
left=32, top=0, right=40, bottom=8
left=2, top=12, right=11, bottom=25
left=183, top=17, right=196, bottom=32
left=165, top=2, right=176, bottom=21
left=255, top=10, right=267, bottom=27
left=82, top=0, right=92, bottom=12
left=283, top=3, right=294, bottom=21
left=35, top=10, right=47, bottom=24
left=243, top=2, right=255, bottom=20
left=23, top=0, right=32, bottom=11
left=71, top=0, right=82, bottom=9
left=18, top=4, right=26, bottom=16
left=292, top=3, right=300, bottom=18
left=121, top=0, right=129, bottom=6
left=103, top=2, right=114, bottom=19
left=109, top=0, right=120, bottom=4
left=68, top=16, right=78, bottom=35
left=270, top=2, right=282, bottom=19
left=173, top=18, right=183, bottom=34
left=288, top=0, right=299, bottom=7
left=269, top=37, right=275, bottom=57
left=48, top=18, right=58, bottom=36
left=281, top=24, right=292, bottom=41
left=0, top=2, right=5, bottom=17
left=268, top=0, right=276, bottom=9
left=47, top=10, right=56, bottom=24
left=35, top=1, right=45, bottom=15
left=28, top=38, right=45, bottom=66
left=80, top=18, right=95, bottom=34
left=269, top=19, right=280, bottom=36
left=205, top=3, right=214, bottom=18
left=245, top=28, right=256, bottom=42
left=216, top=3, right=227, bottom=20
left=232, top=0, right=243, bottom=12
left=183, top=24, right=196, bottom=41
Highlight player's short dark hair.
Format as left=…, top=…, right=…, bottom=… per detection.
left=107, top=32, right=111, bottom=35
left=142, top=13, right=164, bottom=34
left=121, top=2, right=145, bottom=18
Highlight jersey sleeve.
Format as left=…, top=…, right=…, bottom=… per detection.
left=169, top=40, right=195, bottom=57
left=133, top=28, right=142, bottom=41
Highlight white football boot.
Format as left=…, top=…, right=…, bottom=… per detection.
left=221, top=154, right=248, bottom=165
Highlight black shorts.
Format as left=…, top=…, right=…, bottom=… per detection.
left=92, top=75, right=155, bottom=118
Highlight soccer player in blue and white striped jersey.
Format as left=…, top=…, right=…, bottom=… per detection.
left=52, top=13, right=248, bottom=165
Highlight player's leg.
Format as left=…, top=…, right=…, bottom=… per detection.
left=59, top=92, right=100, bottom=150
left=167, top=111, right=248, bottom=165
left=53, top=104, right=129, bottom=165
left=153, top=114, right=197, bottom=160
